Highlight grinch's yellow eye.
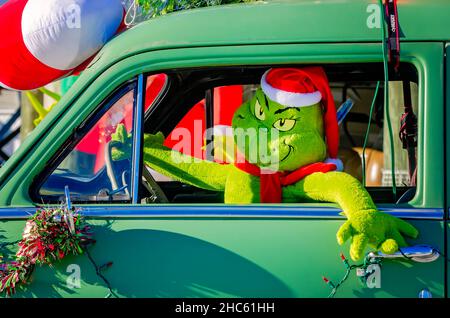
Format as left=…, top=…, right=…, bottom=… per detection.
left=254, top=100, right=266, bottom=120
left=273, top=118, right=296, bottom=131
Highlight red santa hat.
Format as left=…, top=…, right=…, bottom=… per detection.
left=261, top=67, right=343, bottom=171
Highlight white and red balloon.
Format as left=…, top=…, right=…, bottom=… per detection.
left=0, top=0, right=125, bottom=90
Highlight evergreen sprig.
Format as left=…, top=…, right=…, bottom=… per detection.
left=0, top=207, right=93, bottom=296
left=135, top=0, right=254, bottom=18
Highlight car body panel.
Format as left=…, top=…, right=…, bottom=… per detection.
left=0, top=212, right=446, bottom=298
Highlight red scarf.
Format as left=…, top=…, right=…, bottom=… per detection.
left=234, top=160, right=337, bottom=203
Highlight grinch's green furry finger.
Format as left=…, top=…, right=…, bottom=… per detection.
left=390, top=229, right=408, bottom=247
left=395, top=217, right=419, bottom=238
left=380, top=238, right=400, bottom=254
left=336, top=221, right=353, bottom=246
left=378, top=230, right=407, bottom=255
left=350, top=234, right=368, bottom=261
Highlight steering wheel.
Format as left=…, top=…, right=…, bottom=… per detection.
left=141, top=165, right=169, bottom=203
left=105, top=141, right=130, bottom=198
left=106, top=140, right=169, bottom=203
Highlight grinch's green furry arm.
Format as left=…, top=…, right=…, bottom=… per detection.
left=111, top=124, right=230, bottom=191
left=142, top=133, right=231, bottom=191
left=294, top=172, right=377, bottom=216
left=286, top=171, right=419, bottom=260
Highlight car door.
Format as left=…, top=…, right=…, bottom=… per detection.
left=0, top=42, right=446, bottom=298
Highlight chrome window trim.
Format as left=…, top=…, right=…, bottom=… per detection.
left=131, top=74, right=145, bottom=204
left=0, top=206, right=443, bottom=220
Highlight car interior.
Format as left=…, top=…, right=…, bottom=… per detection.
left=35, top=63, right=419, bottom=205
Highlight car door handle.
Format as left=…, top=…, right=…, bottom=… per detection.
left=368, top=245, right=440, bottom=263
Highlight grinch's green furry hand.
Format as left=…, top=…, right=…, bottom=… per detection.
left=110, top=124, right=132, bottom=161
left=143, top=130, right=165, bottom=148
left=337, top=210, right=419, bottom=261
left=110, top=123, right=167, bottom=161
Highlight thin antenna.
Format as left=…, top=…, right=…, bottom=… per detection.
left=64, top=186, right=75, bottom=234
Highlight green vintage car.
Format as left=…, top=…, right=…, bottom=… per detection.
left=0, top=0, right=449, bottom=298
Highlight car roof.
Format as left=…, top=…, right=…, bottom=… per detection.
left=93, top=0, right=450, bottom=72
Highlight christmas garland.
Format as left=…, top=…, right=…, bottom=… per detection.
left=136, top=0, right=254, bottom=17
left=0, top=207, right=93, bottom=296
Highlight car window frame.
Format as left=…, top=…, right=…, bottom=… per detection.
left=28, top=64, right=422, bottom=207
left=31, top=79, right=139, bottom=204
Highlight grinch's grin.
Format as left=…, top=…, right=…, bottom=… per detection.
left=280, top=145, right=294, bottom=162
left=266, top=144, right=293, bottom=165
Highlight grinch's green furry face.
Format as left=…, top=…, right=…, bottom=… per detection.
left=232, top=88, right=327, bottom=171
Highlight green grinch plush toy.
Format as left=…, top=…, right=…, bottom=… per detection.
left=112, top=67, right=418, bottom=260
